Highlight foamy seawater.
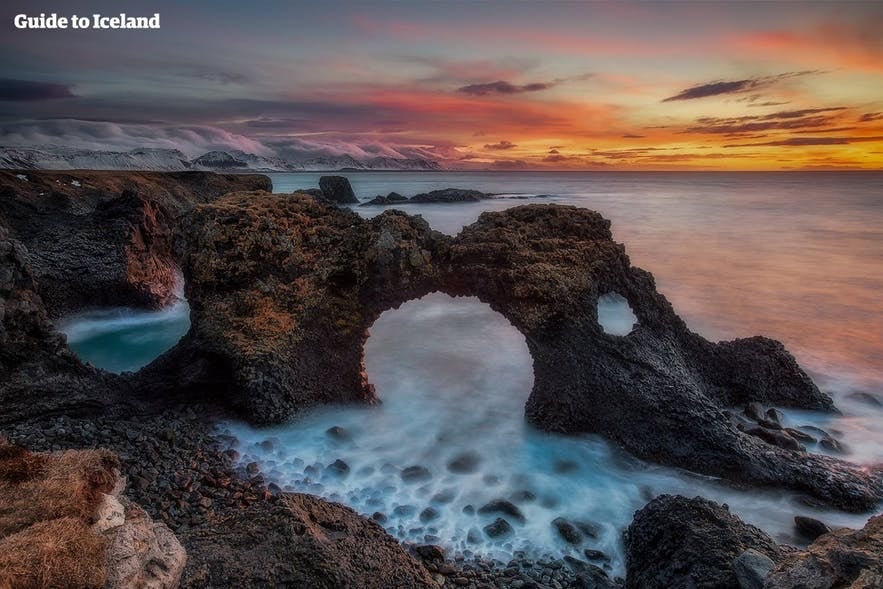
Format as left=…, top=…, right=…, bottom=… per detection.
left=220, top=293, right=880, bottom=574
left=56, top=172, right=883, bottom=573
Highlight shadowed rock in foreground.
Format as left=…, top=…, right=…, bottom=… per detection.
left=624, top=495, right=781, bottom=589
left=160, top=191, right=880, bottom=510
left=182, top=493, right=436, bottom=588
left=625, top=494, right=883, bottom=589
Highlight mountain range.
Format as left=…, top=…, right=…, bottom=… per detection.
left=0, top=147, right=443, bottom=172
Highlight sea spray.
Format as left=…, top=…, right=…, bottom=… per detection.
left=220, top=293, right=879, bottom=575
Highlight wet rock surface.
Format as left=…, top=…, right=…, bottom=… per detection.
left=319, top=175, right=358, bottom=204
left=624, top=495, right=782, bottom=589
left=362, top=187, right=491, bottom=205
left=2, top=171, right=882, bottom=587
left=163, top=191, right=880, bottom=509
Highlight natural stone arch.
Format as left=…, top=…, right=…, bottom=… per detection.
left=157, top=191, right=881, bottom=511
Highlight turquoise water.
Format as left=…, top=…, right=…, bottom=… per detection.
left=57, top=171, right=883, bottom=571
left=57, top=301, right=190, bottom=373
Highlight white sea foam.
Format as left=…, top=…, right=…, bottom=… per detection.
left=221, top=293, right=879, bottom=575
left=597, top=293, right=637, bottom=336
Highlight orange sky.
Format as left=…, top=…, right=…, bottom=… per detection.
left=3, top=1, right=882, bottom=169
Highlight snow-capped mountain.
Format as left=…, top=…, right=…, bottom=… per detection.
left=0, top=146, right=443, bottom=172
left=0, top=147, right=192, bottom=171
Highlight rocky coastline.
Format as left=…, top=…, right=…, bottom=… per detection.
left=1, top=171, right=880, bottom=588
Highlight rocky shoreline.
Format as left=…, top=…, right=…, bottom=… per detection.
left=1, top=171, right=881, bottom=587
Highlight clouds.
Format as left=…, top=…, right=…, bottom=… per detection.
left=662, top=71, right=820, bottom=102
left=0, top=79, right=75, bottom=101
left=458, top=80, right=552, bottom=96
left=483, top=140, right=517, bottom=150
left=456, top=74, right=593, bottom=97
left=685, top=107, right=850, bottom=135
left=0, top=119, right=272, bottom=157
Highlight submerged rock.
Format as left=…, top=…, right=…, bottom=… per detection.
left=361, top=187, right=490, bottom=205
left=447, top=451, right=481, bottom=473
left=552, top=517, right=583, bottom=545
left=483, top=518, right=513, bottom=538
left=478, top=499, right=526, bottom=524
left=401, top=465, right=432, bottom=483
left=410, top=188, right=488, bottom=203
left=845, top=391, right=882, bottom=407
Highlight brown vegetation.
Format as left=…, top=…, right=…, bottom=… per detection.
left=0, top=440, right=118, bottom=588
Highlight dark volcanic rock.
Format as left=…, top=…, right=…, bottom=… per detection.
left=794, top=515, right=831, bottom=541
left=447, top=451, right=481, bottom=473
left=362, top=192, right=409, bottom=206
left=845, top=391, right=882, bottom=407
left=766, top=515, right=883, bottom=588
left=401, top=465, right=432, bottom=483
left=182, top=493, right=436, bottom=588
left=361, top=188, right=489, bottom=205
left=478, top=499, right=526, bottom=524
left=552, top=517, right=583, bottom=544
left=319, top=175, right=357, bottom=204
left=410, top=188, right=487, bottom=203
left=624, top=495, right=781, bottom=589
left=483, top=518, right=513, bottom=538
left=0, top=232, right=132, bottom=423
left=0, top=170, right=270, bottom=316
left=732, top=549, right=775, bottom=589
left=163, top=195, right=882, bottom=509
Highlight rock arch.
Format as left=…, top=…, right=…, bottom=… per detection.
left=150, top=192, right=882, bottom=511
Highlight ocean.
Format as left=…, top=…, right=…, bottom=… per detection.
left=59, top=171, right=883, bottom=573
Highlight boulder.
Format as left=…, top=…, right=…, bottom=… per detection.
left=733, top=549, right=775, bottom=589
left=794, top=515, right=831, bottom=541
left=483, top=518, right=513, bottom=538
left=478, top=499, right=526, bottom=524
left=319, top=175, right=358, bottom=204
left=410, top=188, right=488, bottom=203
left=624, top=495, right=781, bottom=589
left=181, top=493, right=436, bottom=588
left=362, top=192, right=409, bottom=206
left=765, top=515, right=883, bottom=588
left=104, top=498, right=186, bottom=589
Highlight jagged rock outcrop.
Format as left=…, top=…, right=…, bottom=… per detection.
left=319, top=175, right=358, bottom=204
left=0, top=231, right=127, bottom=423
left=765, top=514, right=883, bottom=588
left=166, top=193, right=880, bottom=510
left=362, top=187, right=489, bottom=205
left=163, top=192, right=446, bottom=422
left=624, top=495, right=782, bottom=589
left=624, top=495, right=883, bottom=589
left=0, top=170, right=270, bottom=316
left=181, top=493, right=437, bottom=588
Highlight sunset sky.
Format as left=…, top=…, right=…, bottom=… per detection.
left=2, top=0, right=882, bottom=170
